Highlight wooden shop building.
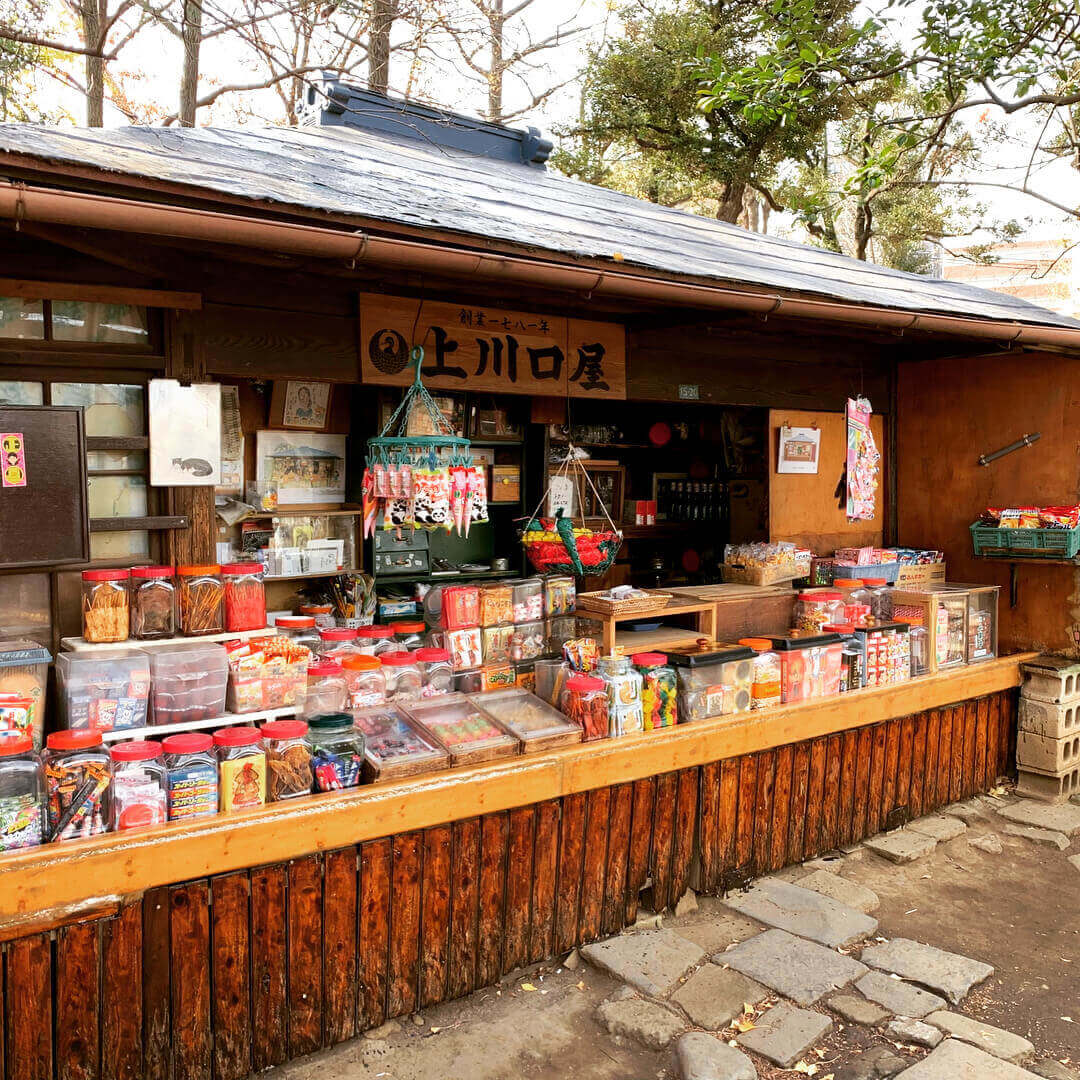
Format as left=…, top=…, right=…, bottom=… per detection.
left=1, top=78, right=1078, bottom=1080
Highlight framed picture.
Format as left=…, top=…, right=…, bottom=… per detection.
left=148, top=379, right=221, bottom=486
left=270, top=380, right=333, bottom=431
left=255, top=431, right=346, bottom=507
left=577, top=460, right=624, bottom=526
left=777, top=424, right=821, bottom=474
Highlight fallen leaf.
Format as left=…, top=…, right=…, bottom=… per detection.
left=794, top=1063, right=819, bottom=1076
left=520, top=983, right=537, bottom=992
left=734, top=1019, right=756, bottom=1033
left=576, top=981, right=586, bottom=991
left=743, top=1002, right=754, bottom=1015
left=429, top=1026, right=441, bottom=1034
left=1062, top=1017, right=1074, bottom=1023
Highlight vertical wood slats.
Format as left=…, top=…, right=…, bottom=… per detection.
left=323, top=848, right=359, bottom=1046
left=101, top=902, right=142, bottom=1080
left=386, top=833, right=422, bottom=1018
left=358, top=839, right=391, bottom=1031
left=250, top=866, right=288, bottom=1072
left=56, top=922, right=100, bottom=1080
left=420, top=827, right=451, bottom=1005
left=6, top=934, right=53, bottom=1080
left=169, top=883, right=211, bottom=1080
left=210, top=873, right=251, bottom=1080
left=287, top=857, right=323, bottom=1057
left=448, top=818, right=481, bottom=999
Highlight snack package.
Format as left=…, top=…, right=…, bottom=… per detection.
left=562, top=637, right=599, bottom=673
left=446, top=627, right=483, bottom=671
left=1040, top=505, right=1080, bottom=528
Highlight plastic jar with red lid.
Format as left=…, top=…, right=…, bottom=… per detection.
left=861, top=578, right=893, bottom=621
left=260, top=719, right=312, bottom=801
left=81, top=568, right=130, bottom=643
left=162, top=733, right=218, bottom=820
left=357, top=625, right=397, bottom=656
left=416, top=647, right=453, bottom=697
left=0, top=734, right=45, bottom=852
left=561, top=675, right=608, bottom=741
left=213, top=727, right=266, bottom=812
left=109, top=740, right=167, bottom=830
left=275, top=615, right=321, bottom=651
left=300, top=603, right=334, bottom=629
left=317, top=626, right=362, bottom=662
left=342, top=654, right=385, bottom=709
left=303, top=661, right=348, bottom=717
left=221, top=563, right=266, bottom=633
left=130, top=566, right=177, bottom=640
left=44, top=728, right=111, bottom=841
left=392, top=620, right=428, bottom=651
left=380, top=652, right=422, bottom=702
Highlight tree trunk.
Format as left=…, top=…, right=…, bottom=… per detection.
left=179, top=0, right=202, bottom=127
left=854, top=202, right=872, bottom=261
left=80, top=0, right=104, bottom=126
left=487, top=0, right=504, bottom=123
left=369, top=0, right=398, bottom=94
left=716, top=180, right=746, bottom=224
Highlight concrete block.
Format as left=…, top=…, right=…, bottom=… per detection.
left=1019, top=697, right=1080, bottom=739
left=1016, top=730, right=1080, bottom=774
left=1021, top=656, right=1080, bottom=704
left=1015, top=766, right=1080, bottom=804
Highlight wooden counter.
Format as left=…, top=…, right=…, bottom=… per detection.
left=0, top=654, right=1030, bottom=928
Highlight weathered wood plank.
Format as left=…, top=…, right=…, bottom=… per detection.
left=909, top=714, right=928, bottom=819
left=530, top=800, right=560, bottom=962
left=142, top=887, right=171, bottom=1080
left=974, top=697, right=990, bottom=792
left=211, top=872, right=252, bottom=1080
left=503, top=807, right=535, bottom=973
left=735, top=754, right=759, bottom=873
left=787, top=744, right=810, bottom=866
left=936, top=707, right=954, bottom=811
left=287, top=856, right=324, bottom=1057
left=717, top=757, right=741, bottom=883
left=448, top=818, right=481, bottom=999
left=580, top=787, right=611, bottom=939
left=922, top=710, right=941, bottom=812
left=896, top=716, right=915, bottom=820
left=419, top=827, right=452, bottom=1007
left=477, top=813, right=509, bottom=987
left=358, top=839, right=392, bottom=1030
left=984, top=695, right=1001, bottom=787
left=752, top=752, right=776, bottom=877
left=250, top=866, right=288, bottom=1070
left=387, top=832, right=422, bottom=1018
left=602, top=785, right=632, bottom=937
left=554, top=794, right=585, bottom=954
left=625, top=779, right=655, bottom=921
left=6, top=934, right=53, bottom=1080
left=881, top=719, right=901, bottom=823
left=102, top=902, right=142, bottom=1080
left=867, top=723, right=887, bottom=834
left=838, top=730, right=858, bottom=848
left=323, top=848, right=359, bottom=1045
left=963, top=699, right=979, bottom=797
left=803, top=739, right=827, bottom=858
left=650, top=773, right=677, bottom=911
left=769, top=745, right=794, bottom=872
left=851, top=726, right=873, bottom=841
left=170, top=882, right=212, bottom=1080
left=698, top=762, right=721, bottom=892
left=950, top=704, right=966, bottom=803
left=822, top=735, right=843, bottom=852
left=671, top=768, right=699, bottom=903
left=57, top=921, right=100, bottom=1080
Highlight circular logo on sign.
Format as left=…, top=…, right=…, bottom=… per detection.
left=368, top=329, right=409, bottom=374
left=1, top=434, right=21, bottom=454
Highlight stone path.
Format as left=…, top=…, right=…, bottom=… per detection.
left=860, top=938, right=994, bottom=1004
left=895, top=1039, right=1049, bottom=1078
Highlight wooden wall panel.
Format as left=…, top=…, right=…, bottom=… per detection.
left=752, top=753, right=775, bottom=876
left=881, top=720, right=901, bottom=824
left=822, top=735, right=843, bottom=852
left=387, top=834, right=422, bottom=1018
left=287, top=857, right=324, bottom=1057
left=671, top=769, right=699, bottom=903
left=477, top=813, right=509, bottom=987
left=503, top=808, right=535, bottom=973
left=734, top=755, right=758, bottom=874
left=169, top=883, right=211, bottom=1080
left=211, top=874, right=252, bottom=1080
left=250, top=867, right=288, bottom=1072
left=803, top=740, right=827, bottom=858
left=358, top=840, right=391, bottom=1031
left=580, top=788, right=610, bottom=940
left=838, top=731, right=858, bottom=848
left=602, top=785, right=632, bottom=937
left=896, top=717, right=914, bottom=821
left=867, top=724, right=887, bottom=834
left=963, top=701, right=979, bottom=798
left=697, top=763, right=721, bottom=893
left=101, top=903, right=142, bottom=1080
left=649, top=774, right=677, bottom=912
left=6, top=934, right=53, bottom=1080
left=554, top=794, right=585, bottom=955
left=142, top=888, right=171, bottom=1080
left=851, top=727, right=873, bottom=840
left=323, top=848, right=359, bottom=1045
left=420, top=828, right=451, bottom=1006
left=769, top=746, right=793, bottom=872
left=449, top=819, right=481, bottom=998
left=56, top=922, right=100, bottom=1080
left=909, top=716, right=928, bottom=819
left=530, top=801, right=560, bottom=962
left=626, top=779, right=655, bottom=924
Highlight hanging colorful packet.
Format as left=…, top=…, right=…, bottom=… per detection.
left=413, top=467, right=451, bottom=528
left=362, top=466, right=378, bottom=539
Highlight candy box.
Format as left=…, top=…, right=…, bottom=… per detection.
left=56, top=650, right=150, bottom=731
left=352, top=704, right=448, bottom=781
left=543, top=576, right=576, bottom=617
left=510, top=621, right=546, bottom=661
left=468, top=688, right=581, bottom=753
left=479, top=584, right=514, bottom=627
left=511, top=579, right=543, bottom=623
left=667, top=643, right=755, bottom=721
left=224, top=636, right=310, bottom=713
left=446, top=627, right=482, bottom=672
left=481, top=664, right=516, bottom=692
left=441, top=585, right=480, bottom=630
left=482, top=624, right=515, bottom=665
left=403, top=693, right=517, bottom=766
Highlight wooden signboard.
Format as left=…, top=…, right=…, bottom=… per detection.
left=359, top=294, right=626, bottom=399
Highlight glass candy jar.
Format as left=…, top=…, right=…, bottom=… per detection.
left=221, top=563, right=266, bottom=633
left=392, top=621, right=428, bottom=651
left=109, top=740, right=168, bottom=831
left=317, top=627, right=362, bottom=662
left=260, top=719, right=313, bottom=801
left=306, top=713, right=365, bottom=791
left=213, top=727, right=266, bottom=812
left=177, top=565, right=224, bottom=636
left=162, top=732, right=219, bottom=821
left=0, top=735, right=45, bottom=852
left=560, top=675, right=608, bottom=741
left=81, top=568, right=130, bottom=643
left=303, top=661, right=348, bottom=718
left=416, top=648, right=453, bottom=697
left=44, top=729, right=111, bottom=841
left=631, top=653, right=678, bottom=729
left=274, top=615, right=322, bottom=652
left=342, top=654, right=386, bottom=709
left=130, top=566, right=177, bottom=640
left=597, top=655, right=644, bottom=737
left=381, top=652, right=423, bottom=703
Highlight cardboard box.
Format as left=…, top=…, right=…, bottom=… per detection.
left=895, top=562, right=946, bottom=586
left=491, top=465, right=520, bottom=503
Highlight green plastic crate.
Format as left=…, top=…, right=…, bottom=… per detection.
left=970, top=521, right=1080, bottom=559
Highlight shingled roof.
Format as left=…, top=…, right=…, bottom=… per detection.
left=1, top=119, right=1076, bottom=331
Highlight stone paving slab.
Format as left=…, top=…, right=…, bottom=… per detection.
left=828, top=993, right=891, bottom=1026
left=906, top=815, right=968, bottom=841
left=676, top=1033, right=757, bottom=1080
left=673, top=911, right=764, bottom=955
left=997, top=801, right=1080, bottom=836
left=855, top=970, right=946, bottom=1017
left=797, top=869, right=880, bottom=913
left=926, top=1011, right=1035, bottom=1063
left=670, top=964, right=769, bottom=1031
left=860, top=938, right=993, bottom=1005
left=864, top=831, right=938, bottom=863
left=941, top=799, right=986, bottom=823
left=969, top=833, right=1004, bottom=854
left=596, top=997, right=687, bottom=1050
left=1030, top=1061, right=1080, bottom=1080
left=887, top=1019, right=944, bottom=1048
left=581, top=928, right=706, bottom=997
left=836, top=1045, right=910, bottom=1080
left=737, top=1003, right=832, bottom=1068
left=722, top=877, right=878, bottom=947
left=720, top=929, right=867, bottom=1006
left=894, top=1038, right=1048, bottom=1078
left=1002, top=823, right=1070, bottom=850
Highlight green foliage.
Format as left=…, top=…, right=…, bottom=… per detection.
left=0, top=0, right=65, bottom=121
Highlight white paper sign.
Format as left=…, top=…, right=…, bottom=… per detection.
left=777, top=425, right=821, bottom=474
left=149, top=380, right=222, bottom=486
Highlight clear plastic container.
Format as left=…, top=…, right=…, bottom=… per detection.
left=482, top=624, right=515, bottom=665
left=738, top=639, right=782, bottom=710
left=441, top=586, right=480, bottom=630
left=57, top=649, right=151, bottom=731
left=834, top=580, right=874, bottom=627
left=510, top=621, right=546, bottom=662
left=352, top=704, right=448, bottom=781
left=909, top=624, right=930, bottom=677
left=823, top=625, right=863, bottom=693
left=109, top=740, right=168, bottom=831
left=446, top=627, right=483, bottom=671
left=81, top=568, right=130, bottom=643
left=0, top=735, right=45, bottom=852
left=479, top=584, right=514, bottom=627
left=317, top=627, right=362, bottom=662
left=306, top=713, right=365, bottom=790
left=470, top=688, right=581, bottom=752
left=669, top=644, right=755, bottom=720
left=177, top=565, right=224, bottom=636
left=545, top=616, right=577, bottom=657
left=225, top=636, right=310, bottom=713
left=0, top=638, right=52, bottom=748
left=543, top=576, right=576, bottom=617
left=862, top=578, right=893, bottom=622
left=356, top=625, right=398, bottom=656
left=631, top=653, right=678, bottom=729
left=300, top=603, right=335, bottom=629
left=221, top=563, right=267, bottom=633
left=162, top=732, right=218, bottom=821
left=416, top=648, right=453, bottom=698
left=560, top=675, right=608, bottom=741
left=597, top=655, right=644, bottom=736
left=43, top=729, right=111, bottom=841
left=303, top=661, right=348, bottom=718
left=130, top=566, right=177, bottom=640
left=404, top=694, right=517, bottom=766
left=795, top=591, right=842, bottom=633
left=274, top=615, right=322, bottom=652
left=381, top=652, right=423, bottom=703
left=214, top=727, right=266, bottom=812
left=453, top=669, right=484, bottom=694
left=511, top=579, right=543, bottom=623
left=534, top=659, right=570, bottom=707
left=146, top=642, right=228, bottom=726
left=342, top=654, right=386, bottom=709
left=391, top=621, right=428, bottom=651
left=260, top=719, right=313, bottom=801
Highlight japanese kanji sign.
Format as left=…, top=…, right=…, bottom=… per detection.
left=358, top=294, right=626, bottom=399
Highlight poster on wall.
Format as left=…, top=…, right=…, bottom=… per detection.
left=149, top=380, right=221, bottom=486
left=776, top=425, right=821, bottom=474
left=256, top=431, right=346, bottom=506
left=845, top=397, right=880, bottom=521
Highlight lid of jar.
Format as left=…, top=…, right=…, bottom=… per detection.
left=798, top=591, right=833, bottom=602
left=300, top=603, right=333, bottom=613
left=392, top=621, right=427, bottom=633
left=319, top=627, right=358, bottom=641
left=110, top=739, right=163, bottom=761
left=0, top=735, right=33, bottom=756
left=221, top=562, right=264, bottom=575
left=380, top=652, right=416, bottom=667
left=630, top=652, right=668, bottom=666
left=308, top=660, right=345, bottom=678
left=818, top=591, right=843, bottom=600
left=834, top=579, right=864, bottom=589
left=307, top=712, right=355, bottom=730
left=213, top=726, right=262, bottom=747
left=260, top=719, right=309, bottom=740
left=737, top=638, right=774, bottom=652
left=47, top=729, right=105, bottom=750
left=861, top=578, right=888, bottom=586
left=823, top=624, right=855, bottom=634
left=81, top=568, right=131, bottom=582
left=177, top=564, right=220, bottom=576
left=162, top=732, right=214, bottom=754
left=342, top=654, right=382, bottom=671
left=415, top=647, right=450, bottom=663
left=566, top=675, right=604, bottom=691
left=357, top=625, right=394, bottom=639
left=276, top=615, right=317, bottom=629
left=131, top=565, right=174, bottom=579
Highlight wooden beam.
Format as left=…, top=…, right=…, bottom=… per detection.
left=0, top=656, right=1029, bottom=927
left=0, top=278, right=201, bottom=310
left=89, top=516, right=190, bottom=533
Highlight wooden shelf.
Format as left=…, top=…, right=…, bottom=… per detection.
left=61, top=626, right=273, bottom=653
left=264, top=568, right=358, bottom=582
left=244, top=507, right=362, bottom=519
left=99, top=705, right=298, bottom=743
left=613, top=625, right=707, bottom=652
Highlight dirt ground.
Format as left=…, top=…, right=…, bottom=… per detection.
left=274, top=798, right=1080, bottom=1080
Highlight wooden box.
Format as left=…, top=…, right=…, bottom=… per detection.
left=490, top=465, right=521, bottom=503
left=890, top=587, right=969, bottom=673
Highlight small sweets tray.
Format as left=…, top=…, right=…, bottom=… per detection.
left=403, top=693, right=518, bottom=767
left=352, top=704, right=449, bottom=781
left=467, top=689, right=582, bottom=754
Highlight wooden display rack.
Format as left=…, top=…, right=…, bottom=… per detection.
left=669, top=584, right=798, bottom=642
left=577, top=591, right=717, bottom=654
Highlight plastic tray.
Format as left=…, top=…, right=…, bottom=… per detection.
left=403, top=694, right=517, bottom=766
left=467, top=689, right=582, bottom=753
left=352, top=704, right=449, bottom=781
